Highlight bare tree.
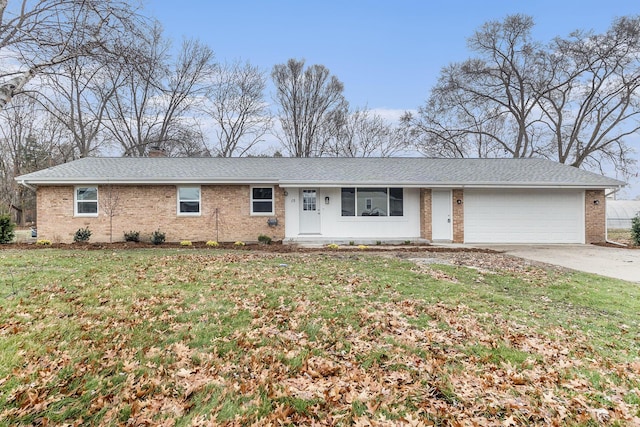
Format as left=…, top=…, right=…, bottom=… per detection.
left=204, top=60, right=271, bottom=157
left=0, top=97, right=68, bottom=222
left=100, top=184, right=120, bottom=243
left=405, top=14, right=640, bottom=176
left=0, top=0, right=145, bottom=111
left=323, top=107, right=407, bottom=157
left=272, top=58, right=347, bottom=157
left=539, top=16, right=640, bottom=174
left=103, top=24, right=215, bottom=157
left=37, top=54, right=119, bottom=159
left=404, top=15, right=551, bottom=159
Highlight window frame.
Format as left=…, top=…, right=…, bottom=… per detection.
left=341, top=187, right=404, bottom=217
left=74, top=186, right=99, bottom=217
left=177, top=186, right=201, bottom=216
left=250, top=186, right=275, bottom=215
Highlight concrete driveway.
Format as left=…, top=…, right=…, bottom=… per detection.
left=474, top=244, right=640, bottom=283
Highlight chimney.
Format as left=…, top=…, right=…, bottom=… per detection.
left=148, top=146, right=166, bottom=158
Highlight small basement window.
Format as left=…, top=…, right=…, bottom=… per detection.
left=177, top=186, right=201, bottom=215
left=251, top=187, right=274, bottom=215
left=75, top=186, right=98, bottom=216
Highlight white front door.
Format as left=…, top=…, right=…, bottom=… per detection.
left=432, top=190, right=452, bottom=241
left=299, top=189, right=321, bottom=234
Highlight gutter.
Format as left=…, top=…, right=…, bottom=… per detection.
left=17, top=180, right=36, bottom=192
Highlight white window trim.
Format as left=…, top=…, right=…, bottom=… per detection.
left=74, top=186, right=99, bottom=217
left=250, top=186, right=275, bottom=216
left=177, top=186, right=201, bottom=216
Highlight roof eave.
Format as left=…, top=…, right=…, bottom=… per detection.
left=280, top=181, right=625, bottom=189
left=15, top=177, right=281, bottom=185
left=17, top=178, right=626, bottom=189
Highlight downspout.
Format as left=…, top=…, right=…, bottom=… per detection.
left=604, top=187, right=626, bottom=247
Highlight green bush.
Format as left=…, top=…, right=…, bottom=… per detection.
left=258, top=234, right=272, bottom=245
left=151, top=230, right=166, bottom=245
left=632, top=214, right=640, bottom=246
left=124, top=230, right=140, bottom=242
left=0, top=215, right=15, bottom=244
left=73, top=227, right=91, bottom=243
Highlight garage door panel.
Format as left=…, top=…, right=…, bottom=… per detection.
left=464, top=190, right=584, bottom=243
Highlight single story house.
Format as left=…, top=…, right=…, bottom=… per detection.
left=15, top=157, right=624, bottom=245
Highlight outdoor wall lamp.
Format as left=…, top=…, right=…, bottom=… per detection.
left=283, top=190, right=288, bottom=196
left=456, top=199, right=462, bottom=204
left=593, top=199, right=600, bottom=205
left=325, top=196, right=330, bottom=204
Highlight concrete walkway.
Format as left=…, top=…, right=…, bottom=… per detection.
left=473, top=244, right=639, bottom=284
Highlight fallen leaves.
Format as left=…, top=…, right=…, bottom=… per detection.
left=0, top=250, right=638, bottom=426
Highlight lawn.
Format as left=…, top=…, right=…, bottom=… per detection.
left=0, top=248, right=638, bottom=426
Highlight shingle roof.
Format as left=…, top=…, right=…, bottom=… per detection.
left=15, top=157, right=625, bottom=188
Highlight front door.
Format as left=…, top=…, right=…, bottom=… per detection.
left=432, top=190, right=452, bottom=241
left=299, top=189, right=321, bottom=234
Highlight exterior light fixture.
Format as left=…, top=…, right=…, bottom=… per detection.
left=325, top=196, right=330, bottom=204
left=456, top=199, right=462, bottom=204
left=593, top=200, right=600, bottom=205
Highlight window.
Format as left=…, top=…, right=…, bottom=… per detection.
left=302, top=190, right=317, bottom=211
left=75, top=186, right=98, bottom=216
left=389, top=188, right=404, bottom=216
left=341, top=187, right=403, bottom=217
left=178, top=186, right=200, bottom=215
left=251, top=187, right=274, bottom=214
left=341, top=188, right=355, bottom=216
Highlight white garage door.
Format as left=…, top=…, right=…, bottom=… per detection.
left=464, top=189, right=584, bottom=243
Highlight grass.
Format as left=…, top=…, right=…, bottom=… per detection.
left=608, top=228, right=635, bottom=245
left=0, top=248, right=638, bottom=425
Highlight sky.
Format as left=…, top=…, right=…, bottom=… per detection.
left=147, top=0, right=640, bottom=198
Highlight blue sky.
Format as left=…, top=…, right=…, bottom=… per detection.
left=148, top=0, right=640, bottom=197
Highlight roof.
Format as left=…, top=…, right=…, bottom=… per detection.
left=15, top=157, right=626, bottom=189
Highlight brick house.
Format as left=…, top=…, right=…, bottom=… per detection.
left=15, top=157, right=624, bottom=244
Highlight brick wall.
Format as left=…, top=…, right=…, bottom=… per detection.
left=585, top=189, right=606, bottom=243
left=452, top=189, right=464, bottom=243
left=36, top=184, right=285, bottom=243
left=419, top=189, right=432, bottom=240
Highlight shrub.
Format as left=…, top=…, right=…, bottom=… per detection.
left=632, top=214, right=640, bottom=246
left=151, top=230, right=166, bottom=245
left=376, top=240, right=382, bottom=246
left=36, top=239, right=52, bottom=246
left=326, top=243, right=339, bottom=249
left=358, top=244, right=368, bottom=250
left=180, top=240, right=192, bottom=246
left=0, top=215, right=15, bottom=244
left=234, top=241, right=245, bottom=247
left=73, top=227, right=91, bottom=243
left=124, top=230, right=140, bottom=242
left=206, top=240, right=219, bottom=247
left=258, top=234, right=272, bottom=245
